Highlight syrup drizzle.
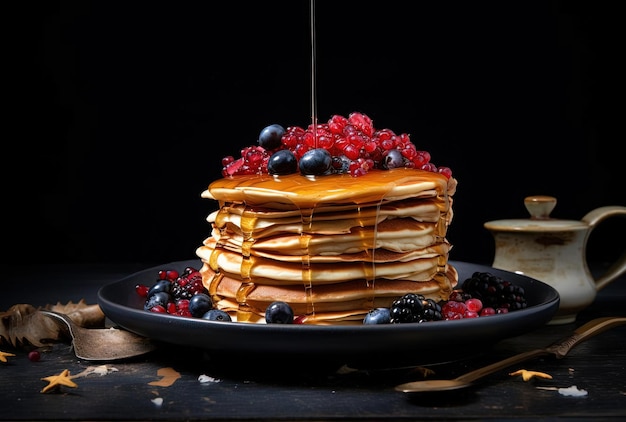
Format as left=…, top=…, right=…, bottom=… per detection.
left=302, top=0, right=318, bottom=318
left=309, top=0, right=318, bottom=143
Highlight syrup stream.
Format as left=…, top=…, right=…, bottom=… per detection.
left=309, top=0, right=318, bottom=144
left=304, top=0, right=318, bottom=317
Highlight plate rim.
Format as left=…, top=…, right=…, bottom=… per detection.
left=97, top=259, right=559, bottom=361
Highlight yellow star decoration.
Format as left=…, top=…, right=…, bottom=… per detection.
left=41, top=369, right=78, bottom=393
left=0, top=350, right=16, bottom=363
left=509, top=369, right=553, bottom=381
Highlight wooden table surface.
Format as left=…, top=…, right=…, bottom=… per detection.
left=2, top=261, right=625, bottom=421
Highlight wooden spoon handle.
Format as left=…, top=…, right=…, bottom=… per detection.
left=545, top=316, right=626, bottom=358
left=455, top=317, right=626, bottom=384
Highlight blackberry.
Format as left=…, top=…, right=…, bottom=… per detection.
left=390, top=293, right=443, bottom=323
left=461, top=272, right=527, bottom=311
left=170, top=267, right=206, bottom=300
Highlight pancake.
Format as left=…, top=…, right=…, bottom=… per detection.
left=211, top=217, right=441, bottom=256
left=197, top=240, right=445, bottom=284
left=196, top=167, right=458, bottom=325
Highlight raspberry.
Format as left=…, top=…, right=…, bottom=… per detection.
left=442, top=300, right=466, bottom=319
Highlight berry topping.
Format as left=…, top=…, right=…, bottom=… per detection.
left=267, top=149, right=298, bottom=175
left=258, top=124, right=286, bottom=150
left=381, top=149, right=405, bottom=169
left=220, top=112, right=453, bottom=178
left=298, top=148, right=332, bottom=176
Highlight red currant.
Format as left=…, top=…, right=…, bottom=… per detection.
left=135, top=284, right=149, bottom=297
left=465, top=298, right=483, bottom=313
left=28, top=350, right=41, bottom=362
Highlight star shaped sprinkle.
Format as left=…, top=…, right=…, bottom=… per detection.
left=0, top=350, right=16, bottom=363
left=41, top=369, right=78, bottom=393
left=509, top=369, right=553, bottom=381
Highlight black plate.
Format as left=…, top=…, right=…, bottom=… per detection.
left=98, top=260, right=559, bottom=367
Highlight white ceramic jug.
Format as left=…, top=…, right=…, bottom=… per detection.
left=484, top=195, right=626, bottom=324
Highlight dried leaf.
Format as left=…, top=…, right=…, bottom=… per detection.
left=0, top=304, right=62, bottom=348
left=0, top=301, right=106, bottom=349
left=45, top=300, right=106, bottom=328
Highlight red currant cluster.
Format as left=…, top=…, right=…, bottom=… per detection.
left=221, top=112, right=452, bottom=178
left=442, top=292, right=503, bottom=319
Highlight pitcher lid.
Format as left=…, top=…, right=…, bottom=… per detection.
left=484, top=195, right=588, bottom=232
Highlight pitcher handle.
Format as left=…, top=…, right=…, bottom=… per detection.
left=582, top=206, right=626, bottom=290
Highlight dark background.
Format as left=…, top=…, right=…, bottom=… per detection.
left=5, top=1, right=625, bottom=268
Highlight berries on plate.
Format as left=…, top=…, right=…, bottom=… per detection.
left=202, top=309, right=232, bottom=322
left=137, top=269, right=527, bottom=325
left=188, top=293, right=213, bottom=318
left=390, top=293, right=443, bottom=323
left=363, top=308, right=392, bottom=325
left=461, top=271, right=528, bottom=312
left=265, top=301, right=294, bottom=324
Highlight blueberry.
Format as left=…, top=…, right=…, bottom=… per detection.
left=299, top=148, right=332, bottom=176
left=267, top=149, right=298, bottom=175
left=144, top=291, right=171, bottom=311
left=331, top=155, right=350, bottom=174
left=363, top=308, right=391, bottom=324
left=265, top=301, right=294, bottom=324
left=147, top=279, right=171, bottom=297
left=258, top=124, right=285, bottom=150
left=382, top=149, right=405, bottom=169
left=188, top=293, right=213, bottom=317
left=201, top=309, right=232, bottom=322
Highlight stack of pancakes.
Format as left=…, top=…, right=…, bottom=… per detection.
left=196, top=168, right=458, bottom=325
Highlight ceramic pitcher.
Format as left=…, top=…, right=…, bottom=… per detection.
left=484, top=195, right=626, bottom=324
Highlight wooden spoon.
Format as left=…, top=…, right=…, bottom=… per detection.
left=395, top=316, right=626, bottom=394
